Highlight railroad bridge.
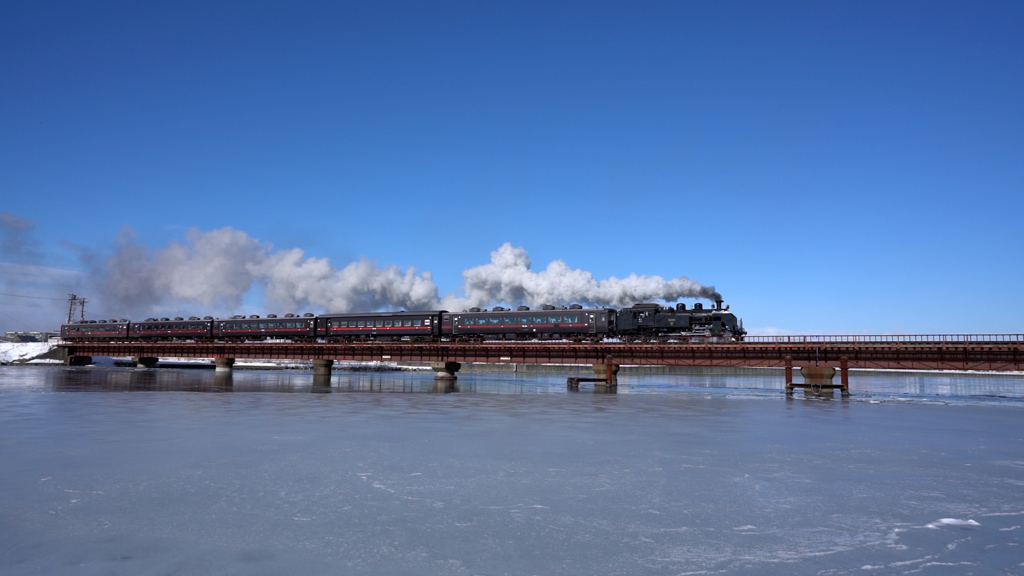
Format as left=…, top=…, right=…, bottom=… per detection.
left=59, top=334, right=1023, bottom=395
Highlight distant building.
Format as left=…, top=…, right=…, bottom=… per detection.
left=2, top=331, right=60, bottom=343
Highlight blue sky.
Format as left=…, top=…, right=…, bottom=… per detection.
left=1, top=0, right=1022, bottom=335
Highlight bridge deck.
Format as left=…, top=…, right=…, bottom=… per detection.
left=59, top=336, right=1024, bottom=372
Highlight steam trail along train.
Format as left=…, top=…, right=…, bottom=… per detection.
left=61, top=301, right=745, bottom=343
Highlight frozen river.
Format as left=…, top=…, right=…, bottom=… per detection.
left=2, top=366, right=1023, bottom=575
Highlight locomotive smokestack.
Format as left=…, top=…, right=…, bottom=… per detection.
left=716, top=299, right=723, bottom=310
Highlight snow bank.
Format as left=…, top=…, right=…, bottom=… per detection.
left=0, top=342, right=56, bottom=364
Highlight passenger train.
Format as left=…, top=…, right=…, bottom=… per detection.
left=61, top=301, right=745, bottom=342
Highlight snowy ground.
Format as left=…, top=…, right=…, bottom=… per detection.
left=0, top=342, right=56, bottom=364
left=0, top=342, right=422, bottom=371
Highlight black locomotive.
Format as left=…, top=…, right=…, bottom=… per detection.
left=61, top=301, right=744, bottom=342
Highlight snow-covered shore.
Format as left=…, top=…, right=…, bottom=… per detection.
left=0, top=342, right=423, bottom=371
left=0, top=342, right=59, bottom=365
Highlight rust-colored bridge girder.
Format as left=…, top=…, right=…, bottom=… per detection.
left=58, top=335, right=1024, bottom=372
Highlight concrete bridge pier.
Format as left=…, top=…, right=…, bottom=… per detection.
left=66, top=355, right=92, bottom=366
left=311, top=375, right=332, bottom=392
left=786, top=366, right=849, bottom=397
left=431, top=380, right=458, bottom=393
left=312, top=359, right=334, bottom=376
left=593, top=362, right=620, bottom=388
left=213, top=370, right=234, bottom=387
left=431, top=361, right=461, bottom=380
left=214, top=358, right=235, bottom=372
left=566, top=362, right=620, bottom=392
left=133, top=356, right=159, bottom=369
left=312, top=360, right=334, bottom=391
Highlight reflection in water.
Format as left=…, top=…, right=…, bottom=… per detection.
left=42, top=367, right=468, bottom=395
left=213, top=370, right=234, bottom=389
left=14, top=365, right=1021, bottom=402
left=49, top=367, right=233, bottom=393
left=332, top=374, right=459, bottom=394
left=311, top=373, right=332, bottom=393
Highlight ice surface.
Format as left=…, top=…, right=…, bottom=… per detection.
left=0, top=366, right=1023, bottom=575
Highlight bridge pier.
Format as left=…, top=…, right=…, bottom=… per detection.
left=312, top=359, right=334, bottom=389
left=432, top=380, right=458, bottom=393
left=214, top=358, right=235, bottom=372
left=66, top=355, right=92, bottom=366
left=567, top=363, right=620, bottom=392
left=430, top=361, right=461, bottom=380
left=312, top=359, right=334, bottom=376
left=213, top=370, right=234, bottom=387
left=786, top=366, right=849, bottom=397
left=594, top=362, right=619, bottom=389
left=133, top=356, right=159, bottom=369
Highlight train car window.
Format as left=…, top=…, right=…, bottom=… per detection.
left=258, top=323, right=267, bottom=329
left=384, top=320, right=392, bottom=327
left=375, top=320, right=383, bottom=327
left=565, top=315, right=578, bottom=323
left=488, top=318, right=500, bottom=325
left=532, top=316, right=544, bottom=323
left=414, top=320, right=422, bottom=327
left=549, top=316, right=560, bottom=323
left=357, top=321, right=365, bottom=327
left=403, top=320, right=412, bottom=327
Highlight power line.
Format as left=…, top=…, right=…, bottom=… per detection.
left=0, top=308, right=35, bottom=331
left=0, top=292, right=69, bottom=301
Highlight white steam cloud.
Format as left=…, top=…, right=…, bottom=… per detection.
left=451, top=243, right=721, bottom=310
left=83, top=227, right=721, bottom=318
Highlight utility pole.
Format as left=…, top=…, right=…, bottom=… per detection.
left=66, top=294, right=87, bottom=324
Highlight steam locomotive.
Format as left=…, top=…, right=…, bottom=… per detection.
left=61, top=301, right=744, bottom=342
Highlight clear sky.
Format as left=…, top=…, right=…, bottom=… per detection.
left=1, top=0, right=1022, bottom=335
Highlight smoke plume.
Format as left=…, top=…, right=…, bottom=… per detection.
left=447, top=243, right=720, bottom=310
left=0, top=212, right=42, bottom=263
left=80, top=228, right=721, bottom=318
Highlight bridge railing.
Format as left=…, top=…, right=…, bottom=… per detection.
left=743, top=334, right=1024, bottom=344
